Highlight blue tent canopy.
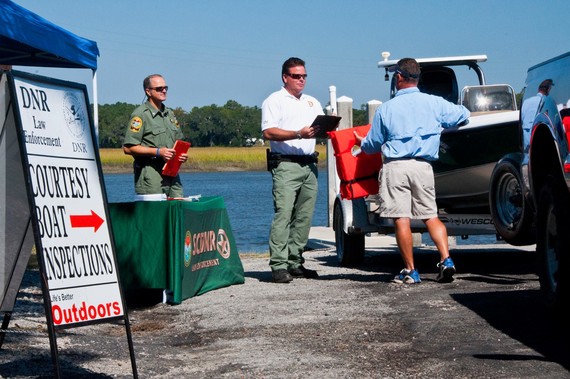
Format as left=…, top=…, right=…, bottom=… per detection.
left=0, top=0, right=99, bottom=70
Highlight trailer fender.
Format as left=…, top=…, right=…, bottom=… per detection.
left=333, top=196, right=369, bottom=234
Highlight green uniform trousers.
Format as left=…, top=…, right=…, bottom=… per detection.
left=269, top=161, right=318, bottom=271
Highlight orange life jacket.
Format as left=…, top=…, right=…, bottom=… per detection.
left=328, top=124, right=382, bottom=200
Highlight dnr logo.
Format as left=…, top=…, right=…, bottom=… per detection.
left=184, top=231, right=192, bottom=267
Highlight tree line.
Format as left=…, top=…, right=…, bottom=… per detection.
left=96, top=100, right=369, bottom=148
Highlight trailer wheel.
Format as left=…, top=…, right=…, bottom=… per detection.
left=333, top=201, right=365, bottom=266
left=537, top=177, right=570, bottom=316
left=490, top=159, right=535, bottom=245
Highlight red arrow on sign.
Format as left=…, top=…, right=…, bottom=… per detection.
left=70, top=210, right=104, bottom=232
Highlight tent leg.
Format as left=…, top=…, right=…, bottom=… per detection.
left=0, top=312, right=12, bottom=349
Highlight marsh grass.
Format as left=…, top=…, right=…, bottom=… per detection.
left=99, top=145, right=328, bottom=173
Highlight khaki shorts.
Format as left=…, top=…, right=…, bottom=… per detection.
left=378, top=159, right=437, bottom=219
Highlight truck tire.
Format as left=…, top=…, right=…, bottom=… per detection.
left=333, top=201, right=365, bottom=266
left=536, top=177, right=570, bottom=315
left=489, top=159, right=535, bottom=245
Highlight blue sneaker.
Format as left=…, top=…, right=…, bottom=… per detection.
left=436, top=257, right=456, bottom=283
left=393, top=269, right=421, bottom=284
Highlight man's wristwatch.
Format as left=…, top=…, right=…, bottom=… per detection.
left=295, top=131, right=302, bottom=139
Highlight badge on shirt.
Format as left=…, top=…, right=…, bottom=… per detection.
left=307, top=100, right=314, bottom=107
left=171, top=117, right=180, bottom=128
left=129, top=116, right=142, bottom=132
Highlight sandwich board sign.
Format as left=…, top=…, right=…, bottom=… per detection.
left=0, top=70, right=137, bottom=378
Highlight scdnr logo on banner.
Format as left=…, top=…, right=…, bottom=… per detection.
left=216, top=229, right=231, bottom=259
left=184, top=231, right=192, bottom=268
left=184, top=228, right=232, bottom=269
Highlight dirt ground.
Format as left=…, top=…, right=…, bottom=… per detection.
left=1, top=242, right=569, bottom=379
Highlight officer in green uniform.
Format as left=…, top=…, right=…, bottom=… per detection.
left=123, top=74, right=187, bottom=198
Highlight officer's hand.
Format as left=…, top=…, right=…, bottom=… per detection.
left=300, top=125, right=318, bottom=139
left=308, top=125, right=320, bottom=138
left=162, top=148, right=176, bottom=161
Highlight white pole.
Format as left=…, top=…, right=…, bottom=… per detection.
left=92, top=69, right=99, bottom=146
left=326, top=85, right=338, bottom=227
left=328, top=85, right=337, bottom=116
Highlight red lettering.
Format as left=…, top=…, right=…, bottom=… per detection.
left=51, top=301, right=122, bottom=325
left=192, top=230, right=217, bottom=255
left=88, top=305, right=97, bottom=319
left=52, top=304, right=62, bottom=324
left=97, top=304, right=106, bottom=318
left=79, top=302, right=88, bottom=320
left=112, top=301, right=121, bottom=315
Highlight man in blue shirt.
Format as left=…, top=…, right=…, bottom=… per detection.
left=520, top=79, right=554, bottom=152
left=355, top=58, right=470, bottom=284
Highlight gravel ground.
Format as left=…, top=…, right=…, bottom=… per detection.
left=1, top=243, right=569, bottom=378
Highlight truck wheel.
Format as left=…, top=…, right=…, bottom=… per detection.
left=333, top=201, right=365, bottom=266
left=490, top=160, right=535, bottom=245
left=536, top=177, right=570, bottom=315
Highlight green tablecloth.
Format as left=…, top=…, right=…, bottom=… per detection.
left=108, top=197, right=244, bottom=304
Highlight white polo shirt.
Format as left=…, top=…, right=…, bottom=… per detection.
left=261, top=87, right=324, bottom=155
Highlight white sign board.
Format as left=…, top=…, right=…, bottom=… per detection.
left=12, top=73, right=124, bottom=328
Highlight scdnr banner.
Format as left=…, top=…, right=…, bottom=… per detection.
left=181, top=204, right=244, bottom=299
left=13, top=73, right=124, bottom=327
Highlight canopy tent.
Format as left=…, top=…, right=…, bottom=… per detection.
left=0, top=0, right=100, bottom=130
left=0, top=0, right=99, bottom=69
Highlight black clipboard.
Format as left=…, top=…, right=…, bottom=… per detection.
left=312, top=115, right=341, bottom=138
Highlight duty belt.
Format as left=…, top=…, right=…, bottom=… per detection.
left=266, top=149, right=319, bottom=171
left=134, top=156, right=162, bottom=170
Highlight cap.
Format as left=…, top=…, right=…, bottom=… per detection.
left=388, top=58, right=420, bottom=79
left=539, top=79, right=554, bottom=90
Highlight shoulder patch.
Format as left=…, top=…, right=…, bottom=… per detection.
left=129, top=116, right=143, bottom=132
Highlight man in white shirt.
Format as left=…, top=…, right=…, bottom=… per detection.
left=261, top=57, right=323, bottom=283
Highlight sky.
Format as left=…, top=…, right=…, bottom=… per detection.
left=11, top=0, right=570, bottom=111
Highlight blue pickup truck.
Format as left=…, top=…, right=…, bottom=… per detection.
left=519, top=51, right=570, bottom=314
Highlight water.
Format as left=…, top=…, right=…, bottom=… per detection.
left=103, top=170, right=330, bottom=253
left=103, top=170, right=498, bottom=253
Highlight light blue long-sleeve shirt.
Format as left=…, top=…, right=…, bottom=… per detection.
left=361, top=87, right=470, bottom=161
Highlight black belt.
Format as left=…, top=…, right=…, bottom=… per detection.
left=384, top=157, right=431, bottom=164
left=266, top=149, right=318, bottom=170
left=279, top=154, right=318, bottom=164
left=134, top=157, right=162, bottom=170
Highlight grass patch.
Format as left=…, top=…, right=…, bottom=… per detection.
left=100, top=145, right=328, bottom=173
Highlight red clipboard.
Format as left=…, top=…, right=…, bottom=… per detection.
left=162, top=140, right=191, bottom=177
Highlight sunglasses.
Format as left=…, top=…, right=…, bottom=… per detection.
left=287, top=73, right=307, bottom=80
left=149, top=86, right=169, bottom=92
